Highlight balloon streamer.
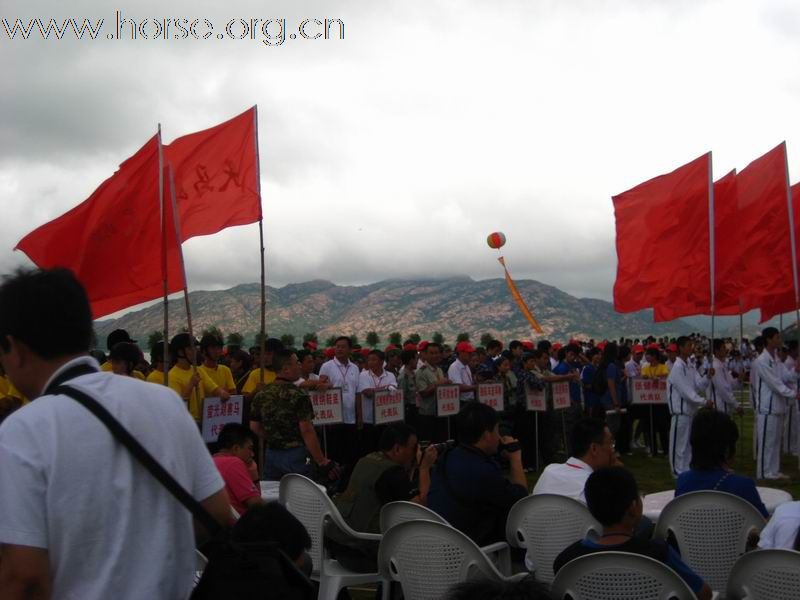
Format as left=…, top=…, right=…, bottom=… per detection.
left=498, top=256, right=543, bottom=334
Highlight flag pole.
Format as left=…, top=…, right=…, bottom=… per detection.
left=253, top=105, right=267, bottom=386
left=158, top=124, right=169, bottom=387
left=782, top=142, right=800, bottom=468
left=708, top=151, right=716, bottom=392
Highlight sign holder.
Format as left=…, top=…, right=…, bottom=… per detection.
left=309, top=387, right=344, bottom=456
left=630, top=377, right=668, bottom=456
left=477, top=382, right=505, bottom=412
left=436, top=384, right=460, bottom=440
left=525, top=386, right=546, bottom=473
left=552, top=382, right=572, bottom=461
left=201, top=395, right=244, bottom=443
left=371, top=388, right=405, bottom=425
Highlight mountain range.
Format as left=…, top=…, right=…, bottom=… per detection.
left=94, top=277, right=694, bottom=349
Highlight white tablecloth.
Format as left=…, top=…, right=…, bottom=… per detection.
left=643, top=487, right=793, bottom=521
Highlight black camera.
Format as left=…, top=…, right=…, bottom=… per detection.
left=420, top=439, right=456, bottom=454
left=498, top=440, right=521, bottom=453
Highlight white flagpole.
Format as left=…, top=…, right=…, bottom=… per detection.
left=158, top=124, right=169, bottom=387
left=254, top=105, right=267, bottom=386
left=708, top=152, right=716, bottom=370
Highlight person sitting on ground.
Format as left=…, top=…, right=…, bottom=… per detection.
left=427, top=403, right=528, bottom=546
left=675, top=408, right=768, bottom=517
left=446, top=575, right=552, bottom=600
left=758, top=501, right=800, bottom=550
left=212, top=423, right=263, bottom=517
left=554, top=467, right=711, bottom=600
left=532, top=417, right=622, bottom=503
left=326, top=423, right=437, bottom=572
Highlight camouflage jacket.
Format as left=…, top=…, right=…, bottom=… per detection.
left=251, top=381, right=315, bottom=449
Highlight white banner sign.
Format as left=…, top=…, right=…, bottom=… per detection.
left=552, top=382, right=571, bottom=410
left=201, top=395, right=244, bottom=443
left=478, top=382, right=505, bottom=412
left=436, top=384, right=460, bottom=417
left=630, top=378, right=668, bottom=405
left=372, top=389, right=405, bottom=424
left=526, top=386, right=546, bottom=412
left=310, top=387, right=344, bottom=425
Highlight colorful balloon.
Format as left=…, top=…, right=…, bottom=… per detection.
left=487, top=231, right=506, bottom=249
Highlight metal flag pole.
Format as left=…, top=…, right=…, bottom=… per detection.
left=708, top=151, right=716, bottom=408
left=253, top=105, right=267, bottom=388
left=158, top=124, right=169, bottom=387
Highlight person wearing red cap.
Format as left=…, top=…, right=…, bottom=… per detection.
left=448, top=342, right=477, bottom=403
left=318, top=336, right=362, bottom=466
left=665, top=343, right=678, bottom=372
left=357, top=349, right=398, bottom=453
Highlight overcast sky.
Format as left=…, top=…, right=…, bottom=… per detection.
left=3, top=0, right=800, bottom=314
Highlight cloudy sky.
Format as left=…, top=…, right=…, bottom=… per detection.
left=3, top=0, right=800, bottom=316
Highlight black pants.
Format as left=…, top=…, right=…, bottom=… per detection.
left=326, top=424, right=361, bottom=467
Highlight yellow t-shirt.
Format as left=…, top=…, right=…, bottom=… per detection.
left=146, top=370, right=167, bottom=385
left=100, top=361, right=145, bottom=380
left=242, top=368, right=277, bottom=394
left=168, top=365, right=220, bottom=421
left=642, top=363, right=669, bottom=378
left=199, top=364, right=236, bottom=392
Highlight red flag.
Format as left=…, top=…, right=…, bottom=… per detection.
left=164, top=107, right=261, bottom=241
left=15, top=136, right=185, bottom=319
left=759, top=182, right=800, bottom=322
left=715, top=143, right=793, bottom=317
left=613, top=153, right=711, bottom=315
left=653, top=168, right=737, bottom=321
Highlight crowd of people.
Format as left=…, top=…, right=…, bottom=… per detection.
left=1, top=267, right=800, bottom=600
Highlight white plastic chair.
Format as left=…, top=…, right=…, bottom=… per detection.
left=726, top=549, right=800, bottom=599
left=505, top=494, right=601, bottom=583
left=379, top=500, right=512, bottom=575
left=378, top=519, right=527, bottom=600
left=653, top=490, right=766, bottom=594
left=279, top=473, right=389, bottom=600
left=550, top=551, right=698, bottom=600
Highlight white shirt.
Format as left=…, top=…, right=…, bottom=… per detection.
left=532, top=457, right=592, bottom=504
left=357, top=368, right=398, bottom=424
left=447, top=359, right=475, bottom=402
left=0, top=357, right=223, bottom=600
left=710, top=356, right=737, bottom=414
left=759, top=501, right=800, bottom=550
left=624, top=359, right=641, bottom=379
left=753, top=349, right=794, bottom=415
left=294, top=372, right=320, bottom=386
left=667, top=357, right=706, bottom=416
left=319, top=357, right=361, bottom=424
left=549, top=357, right=559, bottom=370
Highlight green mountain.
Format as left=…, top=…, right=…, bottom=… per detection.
left=94, top=277, right=692, bottom=349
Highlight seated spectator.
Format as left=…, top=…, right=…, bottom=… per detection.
left=446, top=575, right=552, bottom=600
left=532, top=418, right=621, bottom=503
left=758, top=501, right=800, bottom=550
left=427, top=403, right=528, bottom=546
left=676, top=409, right=768, bottom=517
left=212, top=423, right=263, bottom=516
left=325, top=423, right=437, bottom=572
left=554, top=467, right=711, bottom=600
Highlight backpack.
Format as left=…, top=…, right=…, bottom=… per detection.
left=591, top=364, right=609, bottom=396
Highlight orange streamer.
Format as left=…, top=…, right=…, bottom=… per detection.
left=498, top=256, right=543, bottom=334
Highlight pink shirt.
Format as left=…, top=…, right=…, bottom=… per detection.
left=213, top=455, right=260, bottom=515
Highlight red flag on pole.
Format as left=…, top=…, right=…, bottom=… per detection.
left=653, top=168, right=736, bottom=322
left=759, top=181, right=800, bottom=322
left=714, top=143, right=793, bottom=317
left=612, top=153, right=712, bottom=315
left=15, top=135, right=185, bottom=319
left=164, top=106, right=261, bottom=241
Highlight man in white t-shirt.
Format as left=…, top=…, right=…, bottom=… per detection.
left=319, top=336, right=362, bottom=465
left=447, top=341, right=476, bottom=402
left=0, top=268, right=230, bottom=600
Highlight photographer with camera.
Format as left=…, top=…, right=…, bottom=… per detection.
left=427, top=403, right=528, bottom=546
left=325, top=423, right=438, bottom=573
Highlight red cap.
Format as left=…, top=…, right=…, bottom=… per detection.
left=633, top=344, right=645, bottom=353
left=384, top=344, right=398, bottom=353
left=568, top=339, right=581, bottom=346
left=304, top=341, right=318, bottom=350
left=647, top=343, right=660, bottom=351
left=552, top=342, right=563, bottom=350
left=597, top=342, right=607, bottom=351
left=360, top=348, right=371, bottom=356
left=324, top=347, right=336, bottom=359
left=455, top=341, right=476, bottom=354
left=521, top=341, right=535, bottom=351
left=667, top=343, right=678, bottom=353
left=418, top=341, right=429, bottom=352
left=403, top=343, right=418, bottom=351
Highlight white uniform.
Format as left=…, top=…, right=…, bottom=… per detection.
left=710, top=356, right=738, bottom=415
left=667, top=357, right=707, bottom=477
left=447, top=359, right=475, bottom=402
left=752, top=349, right=794, bottom=479
left=318, top=358, right=361, bottom=424
left=782, top=356, right=799, bottom=456
left=356, top=368, right=397, bottom=424
left=624, top=359, right=641, bottom=379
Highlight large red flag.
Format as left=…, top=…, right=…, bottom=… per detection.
left=653, top=168, right=737, bottom=321
left=613, top=153, right=711, bottom=315
left=759, top=182, right=800, bottom=322
left=715, top=143, right=793, bottom=317
left=15, top=136, right=185, bottom=319
left=164, top=106, right=261, bottom=241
